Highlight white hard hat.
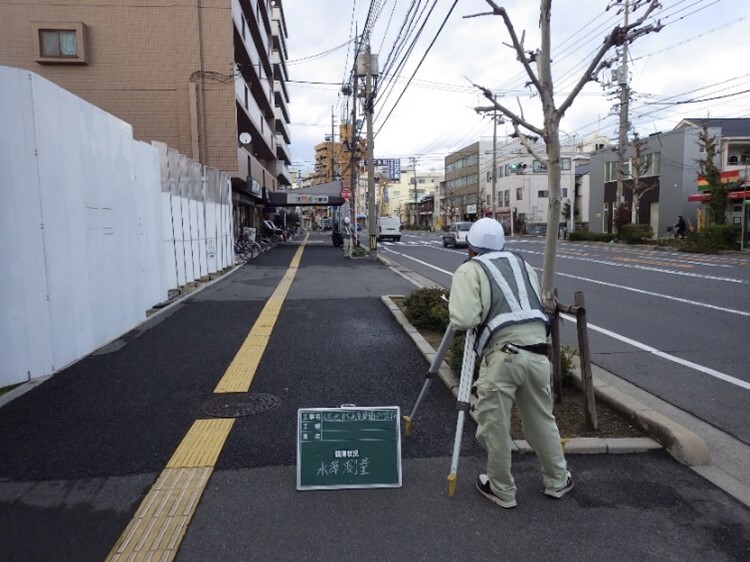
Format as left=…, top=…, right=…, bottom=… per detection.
left=467, top=218, right=505, bottom=253
left=344, top=216, right=350, bottom=224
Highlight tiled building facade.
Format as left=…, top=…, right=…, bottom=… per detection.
left=0, top=0, right=291, bottom=232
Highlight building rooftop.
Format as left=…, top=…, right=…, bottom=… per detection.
left=675, top=118, right=750, bottom=137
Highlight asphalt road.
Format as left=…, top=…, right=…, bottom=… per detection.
left=377, top=231, right=750, bottom=445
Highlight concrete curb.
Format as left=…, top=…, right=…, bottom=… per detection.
left=382, top=293, right=707, bottom=458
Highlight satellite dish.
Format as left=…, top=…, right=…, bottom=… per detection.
left=239, top=132, right=252, bottom=145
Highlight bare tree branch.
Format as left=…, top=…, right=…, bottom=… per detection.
left=479, top=0, right=544, bottom=94
left=511, top=122, right=547, bottom=163
left=559, top=0, right=662, bottom=116
left=471, top=81, right=544, bottom=137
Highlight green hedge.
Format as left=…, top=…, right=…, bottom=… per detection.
left=679, top=224, right=741, bottom=253
left=569, top=231, right=616, bottom=242
left=403, top=287, right=450, bottom=331
left=619, top=223, right=653, bottom=244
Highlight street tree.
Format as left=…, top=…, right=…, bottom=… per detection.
left=697, top=126, right=729, bottom=225
left=467, top=0, right=662, bottom=310
left=628, top=132, right=657, bottom=224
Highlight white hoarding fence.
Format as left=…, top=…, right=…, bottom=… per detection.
left=1, top=67, right=234, bottom=388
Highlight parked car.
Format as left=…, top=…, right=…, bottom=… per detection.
left=442, top=222, right=472, bottom=248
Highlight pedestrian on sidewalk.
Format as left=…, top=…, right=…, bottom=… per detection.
left=448, top=218, right=573, bottom=509
left=342, top=216, right=353, bottom=258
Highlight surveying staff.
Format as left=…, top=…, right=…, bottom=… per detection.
left=342, top=216, right=353, bottom=258
left=448, top=218, right=573, bottom=509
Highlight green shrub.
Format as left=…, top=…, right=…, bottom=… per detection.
left=569, top=231, right=616, bottom=243
left=619, top=223, right=653, bottom=244
left=702, top=224, right=741, bottom=250
left=678, top=225, right=741, bottom=254
left=403, top=287, right=450, bottom=331
left=560, top=345, right=579, bottom=388
left=351, top=245, right=369, bottom=257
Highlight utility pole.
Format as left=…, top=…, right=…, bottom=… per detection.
left=364, top=39, right=377, bottom=256
left=410, top=156, right=418, bottom=228
left=330, top=106, right=335, bottom=182
left=350, top=79, right=357, bottom=246
left=491, top=97, right=498, bottom=221
left=615, top=0, right=630, bottom=210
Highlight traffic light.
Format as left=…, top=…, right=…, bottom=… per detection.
left=509, top=162, right=527, bottom=173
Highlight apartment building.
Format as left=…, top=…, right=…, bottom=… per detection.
left=388, top=169, right=442, bottom=228
left=443, top=138, right=585, bottom=235
left=0, top=0, right=291, bottom=232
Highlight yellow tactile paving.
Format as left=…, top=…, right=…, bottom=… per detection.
left=107, top=467, right=212, bottom=562
left=109, top=237, right=309, bottom=562
left=214, top=242, right=305, bottom=394
left=167, top=418, right=235, bottom=468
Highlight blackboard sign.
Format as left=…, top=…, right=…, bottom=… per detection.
left=297, top=406, right=402, bottom=491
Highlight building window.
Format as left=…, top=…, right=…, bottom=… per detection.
left=34, top=22, right=87, bottom=64
left=562, top=188, right=568, bottom=198
left=538, top=190, right=549, bottom=198
left=40, top=30, right=77, bottom=57
left=533, top=160, right=548, bottom=173
left=516, top=187, right=523, bottom=201
left=561, top=158, right=571, bottom=171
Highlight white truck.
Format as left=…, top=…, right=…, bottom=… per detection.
left=377, top=216, right=402, bottom=242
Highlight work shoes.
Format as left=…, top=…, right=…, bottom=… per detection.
left=544, top=471, right=574, bottom=499
left=476, top=474, right=517, bottom=509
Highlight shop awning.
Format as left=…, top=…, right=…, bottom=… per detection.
left=688, top=189, right=750, bottom=202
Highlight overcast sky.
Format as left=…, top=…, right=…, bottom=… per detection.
left=282, top=0, right=750, bottom=175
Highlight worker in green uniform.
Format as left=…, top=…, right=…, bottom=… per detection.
left=448, top=218, right=573, bottom=509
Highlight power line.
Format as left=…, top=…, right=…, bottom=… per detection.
left=374, top=0, right=459, bottom=136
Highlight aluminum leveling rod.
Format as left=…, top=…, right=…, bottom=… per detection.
left=447, top=329, right=476, bottom=497
left=403, top=324, right=456, bottom=435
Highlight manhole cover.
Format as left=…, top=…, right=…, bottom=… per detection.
left=200, top=392, right=281, bottom=418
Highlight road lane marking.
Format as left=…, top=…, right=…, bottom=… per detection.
left=383, top=245, right=748, bottom=391
left=108, top=235, right=309, bottom=562
left=520, top=249, right=748, bottom=284
left=554, top=271, right=749, bottom=317
left=382, top=247, right=456, bottom=275
left=563, top=315, right=750, bottom=392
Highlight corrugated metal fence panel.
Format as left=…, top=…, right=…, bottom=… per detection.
left=0, top=68, right=55, bottom=386
left=154, top=141, right=179, bottom=296
left=134, top=141, right=167, bottom=311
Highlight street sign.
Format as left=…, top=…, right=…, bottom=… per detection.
left=287, top=194, right=329, bottom=204
left=297, top=406, right=402, bottom=491
left=341, top=188, right=352, bottom=201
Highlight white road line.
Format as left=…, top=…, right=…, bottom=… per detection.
left=564, top=314, right=750, bottom=392
left=553, top=271, right=750, bottom=317
left=520, top=249, right=747, bottom=284
left=382, top=247, right=456, bottom=275
left=384, top=245, right=750, bottom=392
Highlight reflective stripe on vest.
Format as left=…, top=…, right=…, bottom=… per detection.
left=473, top=251, right=549, bottom=355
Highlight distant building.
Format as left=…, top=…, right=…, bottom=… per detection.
left=588, top=118, right=750, bottom=238
left=443, top=136, right=601, bottom=235
left=0, top=0, right=292, bottom=232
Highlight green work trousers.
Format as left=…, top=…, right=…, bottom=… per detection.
left=474, top=346, right=568, bottom=502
